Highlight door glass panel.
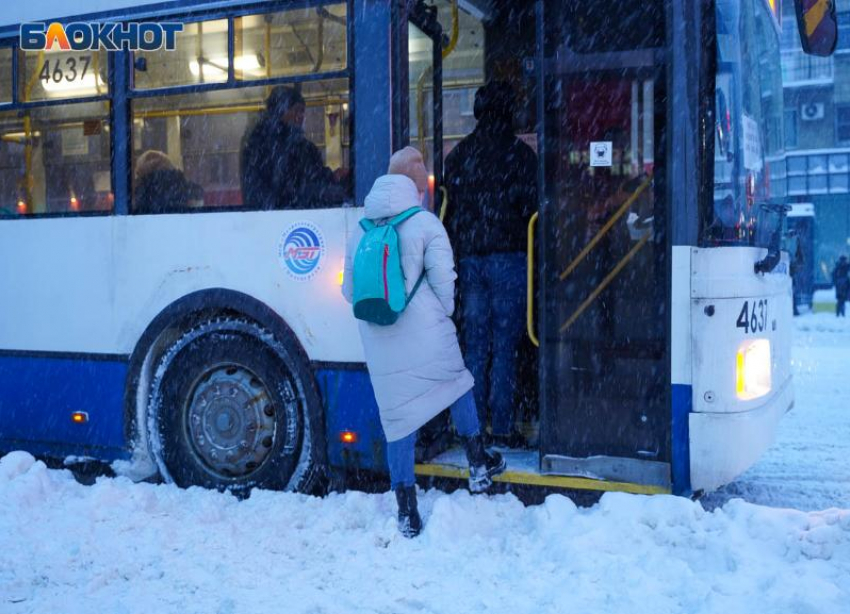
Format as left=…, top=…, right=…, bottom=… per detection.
left=408, top=23, right=435, bottom=172
left=541, top=1, right=668, bottom=465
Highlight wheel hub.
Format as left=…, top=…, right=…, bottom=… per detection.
left=185, top=365, right=277, bottom=478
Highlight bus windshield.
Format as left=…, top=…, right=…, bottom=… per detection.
left=706, top=0, right=785, bottom=248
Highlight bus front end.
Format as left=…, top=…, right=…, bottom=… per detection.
left=676, top=246, right=794, bottom=494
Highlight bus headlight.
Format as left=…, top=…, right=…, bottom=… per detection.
left=736, top=339, right=772, bottom=400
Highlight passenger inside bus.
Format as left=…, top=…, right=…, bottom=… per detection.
left=240, top=86, right=350, bottom=209
left=134, top=150, right=201, bottom=214
left=444, top=80, right=538, bottom=449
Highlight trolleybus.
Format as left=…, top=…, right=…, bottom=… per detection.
left=0, top=0, right=837, bottom=497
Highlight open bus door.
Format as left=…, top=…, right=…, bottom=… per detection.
left=534, top=2, right=671, bottom=492
left=411, top=1, right=673, bottom=496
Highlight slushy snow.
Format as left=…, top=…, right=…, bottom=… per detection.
left=1, top=313, right=848, bottom=614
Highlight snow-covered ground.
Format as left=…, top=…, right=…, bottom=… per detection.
left=1, top=313, right=848, bottom=614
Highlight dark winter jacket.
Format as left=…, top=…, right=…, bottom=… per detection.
left=443, top=118, right=538, bottom=259
left=833, top=260, right=850, bottom=298
left=240, top=116, right=347, bottom=209
left=134, top=169, right=193, bottom=214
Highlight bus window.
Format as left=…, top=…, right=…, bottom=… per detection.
left=437, top=0, right=484, bottom=156
left=706, top=0, right=785, bottom=247
left=0, top=102, right=112, bottom=215
left=235, top=3, right=347, bottom=81
left=134, top=19, right=229, bottom=89
left=0, top=48, right=11, bottom=103
left=409, top=22, right=435, bottom=172
left=130, top=80, right=350, bottom=212
left=18, top=48, right=108, bottom=102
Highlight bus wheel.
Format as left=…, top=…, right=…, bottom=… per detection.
left=148, top=318, right=322, bottom=495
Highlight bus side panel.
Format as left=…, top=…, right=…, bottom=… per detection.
left=0, top=217, right=128, bottom=459
left=315, top=368, right=386, bottom=473
left=1, top=209, right=364, bottom=460
left=0, top=210, right=363, bottom=361
left=0, top=354, right=128, bottom=459
left=0, top=217, right=117, bottom=354
left=113, top=210, right=363, bottom=363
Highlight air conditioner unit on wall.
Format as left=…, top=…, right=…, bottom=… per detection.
left=801, top=102, right=825, bottom=121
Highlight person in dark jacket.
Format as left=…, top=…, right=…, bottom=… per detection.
left=833, top=256, right=850, bottom=317
left=240, top=86, right=348, bottom=209
left=133, top=150, right=194, bottom=214
left=444, top=81, right=538, bottom=447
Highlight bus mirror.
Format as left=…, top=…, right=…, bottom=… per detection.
left=793, top=0, right=838, bottom=57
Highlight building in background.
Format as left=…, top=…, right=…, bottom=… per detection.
left=781, top=0, right=850, bottom=301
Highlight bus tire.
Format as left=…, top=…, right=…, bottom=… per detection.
left=147, top=317, right=323, bottom=495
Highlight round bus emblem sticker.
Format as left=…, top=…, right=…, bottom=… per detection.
left=278, top=222, right=325, bottom=281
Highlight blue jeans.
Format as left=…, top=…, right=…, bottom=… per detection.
left=459, top=253, right=526, bottom=436
left=387, top=390, right=480, bottom=490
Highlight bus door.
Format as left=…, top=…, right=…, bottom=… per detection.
left=536, top=2, right=670, bottom=490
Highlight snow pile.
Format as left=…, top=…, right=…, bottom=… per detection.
left=2, top=451, right=849, bottom=614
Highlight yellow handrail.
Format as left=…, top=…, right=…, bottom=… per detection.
left=415, top=65, right=432, bottom=156
left=559, top=234, right=650, bottom=333
left=93, top=51, right=103, bottom=96
left=22, top=50, right=46, bottom=212
left=438, top=186, right=448, bottom=222
left=134, top=97, right=347, bottom=119
left=442, top=0, right=459, bottom=60
left=527, top=212, right=540, bottom=347
left=559, top=175, right=652, bottom=282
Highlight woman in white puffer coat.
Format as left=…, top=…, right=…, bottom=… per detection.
left=342, top=147, right=506, bottom=538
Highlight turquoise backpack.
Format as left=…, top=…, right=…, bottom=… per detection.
left=352, top=207, right=425, bottom=325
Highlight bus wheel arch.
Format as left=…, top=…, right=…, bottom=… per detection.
left=125, top=289, right=326, bottom=494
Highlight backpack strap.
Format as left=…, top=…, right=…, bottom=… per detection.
left=387, top=206, right=423, bottom=227
left=391, top=207, right=425, bottom=305
left=405, top=270, right=427, bottom=306
left=359, top=207, right=420, bottom=231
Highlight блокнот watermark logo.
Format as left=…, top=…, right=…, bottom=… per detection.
left=20, top=22, right=183, bottom=52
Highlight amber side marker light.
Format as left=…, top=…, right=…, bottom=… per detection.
left=71, top=411, right=89, bottom=424
left=340, top=431, right=358, bottom=444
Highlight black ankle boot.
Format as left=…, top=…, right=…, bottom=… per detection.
left=394, top=486, right=422, bottom=538
left=463, top=434, right=507, bottom=493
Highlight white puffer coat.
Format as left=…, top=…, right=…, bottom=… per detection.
left=342, top=174, right=474, bottom=442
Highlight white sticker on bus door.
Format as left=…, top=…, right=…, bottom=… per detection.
left=590, top=141, right=613, bottom=167
left=742, top=115, right=763, bottom=172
